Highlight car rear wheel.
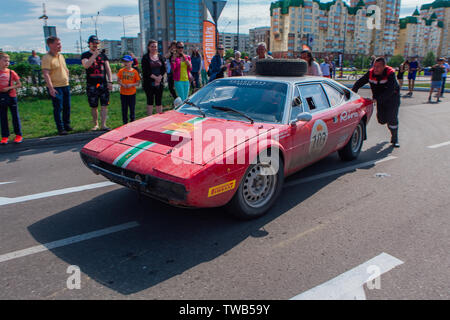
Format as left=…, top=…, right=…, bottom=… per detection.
left=338, top=121, right=364, bottom=161
left=228, top=151, right=284, bottom=220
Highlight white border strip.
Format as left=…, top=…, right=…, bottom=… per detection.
left=0, top=221, right=140, bottom=263
left=284, top=156, right=397, bottom=188
left=0, top=181, right=115, bottom=207
left=291, top=252, right=404, bottom=300
left=427, top=141, right=450, bottom=149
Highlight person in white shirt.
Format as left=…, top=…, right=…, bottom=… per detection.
left=249, top=42, right=273, bottom=75
left=243, top=56, right=251, bottom=75
left=320, top=57, right=331, bottom=78
left=300, top=50, right=322, bottom=76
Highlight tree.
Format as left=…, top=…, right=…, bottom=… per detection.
left=422, top=51, right=436, bottom=67
left=388, top=55, right=404, bottom=68
left=353, top=55, right=371, bottom=70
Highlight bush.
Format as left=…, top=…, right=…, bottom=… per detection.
left=388, top=55, right=404, bottom=68
left=422, top=51, right=436, bottom=67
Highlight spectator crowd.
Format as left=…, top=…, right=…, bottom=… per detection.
left=0, top=35, right=448, bottom=145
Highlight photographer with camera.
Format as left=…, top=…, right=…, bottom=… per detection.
left=81, top=35, right=113, bottom=131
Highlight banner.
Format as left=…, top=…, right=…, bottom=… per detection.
left=203, top=20, right=216, bottom=72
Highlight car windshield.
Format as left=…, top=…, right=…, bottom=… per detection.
left=176, top=79, right=288, bottom=124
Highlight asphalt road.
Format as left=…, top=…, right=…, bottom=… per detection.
left=0, top=89, right=449, bottom=300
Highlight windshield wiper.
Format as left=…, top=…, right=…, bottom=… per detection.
left=211, top=105, right=254, bottom=124
left=184, top=100, right=206, bottom=118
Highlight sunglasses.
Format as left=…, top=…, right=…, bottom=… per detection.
left=177, top=46, right=184, bottom=49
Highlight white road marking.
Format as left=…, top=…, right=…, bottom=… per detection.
left=284, top=156, right=397, bottom=188
left=0, top=181, right=116, bottom=207
left=290, top=253, right=404, bottom=300
left=0, top=181, right=15, bottom=186
left=427, top=141, right=450, bottom=149
left=0, top=221, right=140, bottom=264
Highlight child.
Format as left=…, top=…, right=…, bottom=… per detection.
left=0, top=53, right=23, bottom=144
left=429, top=58, right=445, bottom=103
left=117, top=55, right=141, bottom=124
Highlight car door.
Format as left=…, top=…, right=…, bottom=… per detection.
left=322, top=81, right=360, bottom=151
left=290, top=82, right=341, bottom=167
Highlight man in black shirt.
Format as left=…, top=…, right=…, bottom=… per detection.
left=352, top=57, right=401, bottom=148
left=81, top=35, right=113, bottom=131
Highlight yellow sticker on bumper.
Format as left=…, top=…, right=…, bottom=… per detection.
left=208, top=180, right=236, bottom=197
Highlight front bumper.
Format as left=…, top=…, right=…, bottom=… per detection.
left=80, top=152, right=189, bottom=205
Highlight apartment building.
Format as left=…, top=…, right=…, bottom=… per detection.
left=394, top=9, right=443, bottom=58
left=270, top=0, right=400, bottom=59
left=420, top=0, right=450, bottom=58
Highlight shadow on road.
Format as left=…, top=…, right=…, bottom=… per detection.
left=27, top=143, right=393, bottom=296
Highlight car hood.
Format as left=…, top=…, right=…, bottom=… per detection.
left=98, top=111, right=275, bottom=165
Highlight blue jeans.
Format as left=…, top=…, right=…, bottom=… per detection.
left=441, top=77, right=446, bottom=96
left=191, top=72, right=200, bottom=89
left=0, top=96, right=22, bottom=138
left=49, top=86, right=71, bottom=131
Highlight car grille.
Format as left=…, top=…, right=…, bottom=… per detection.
left=80, top=152, right=188, bottom=202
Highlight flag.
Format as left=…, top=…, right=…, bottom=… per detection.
left=203, top=20, right=216, bottom=72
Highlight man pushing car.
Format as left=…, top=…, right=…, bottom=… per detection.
left=352, top=57, right=401, bottom=148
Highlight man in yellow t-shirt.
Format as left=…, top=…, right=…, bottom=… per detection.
left=42, top=36, right=72, bottom=135
left=117, top=55, right=141, bottom=124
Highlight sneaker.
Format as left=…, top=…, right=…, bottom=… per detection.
left=58, top=130, right=68, bottom=136
left=393, top=142, right=400, bottom=148
left=14, top=135, right=23, bottom=144
left=101, top=127, right=111, bottom=132
left=0, top=137, right=8, bottom=145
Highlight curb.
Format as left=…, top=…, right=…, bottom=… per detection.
left=0, top=131, right=104, bottom=154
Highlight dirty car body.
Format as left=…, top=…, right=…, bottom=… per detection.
left=80, top=76, right=374, bottom=219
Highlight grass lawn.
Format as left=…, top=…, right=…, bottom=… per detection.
left=5, top=89, right=176, bottom=139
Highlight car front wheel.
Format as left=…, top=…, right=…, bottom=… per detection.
left=228, top=152, right=284, bottom=220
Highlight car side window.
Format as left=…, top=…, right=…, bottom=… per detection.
left=290, top=86, right=304, bottom=122
left=322, top=83, right=345, bottom=107
left=297, top=84, right=330, bottom=113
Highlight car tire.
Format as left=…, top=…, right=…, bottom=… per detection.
left=256, top=59, right=308, bottom=77
left=338, top=121, right=364, bottom=161
left=227, top=150, right=284, bottom=220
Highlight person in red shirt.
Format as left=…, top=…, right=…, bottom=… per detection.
left=0, top=53, right=23, bottom=144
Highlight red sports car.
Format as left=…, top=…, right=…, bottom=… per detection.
left=81, top=75, right=373, bottom=219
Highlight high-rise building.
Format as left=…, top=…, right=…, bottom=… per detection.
left=269, top=0, right=400, bottom=59
left=395, top=8, right=443, bottom=58
left=249, top=27, right=271, bottom=56
left=100, top=40, right=122, bottom=60
left=139, top=0, right=208, bottom=53
left=121, top=37, right=141, bottom=58
left=420, top=0, right=450, bottom=58
left=219, top=33, right=251, bottom=53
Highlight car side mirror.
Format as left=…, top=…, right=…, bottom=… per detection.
left=290, top=112, right=312, bottom=126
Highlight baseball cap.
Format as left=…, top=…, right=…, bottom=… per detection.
left=88, top=35, right=100, bottom=43
left=122, top=55, right=133, bottom=62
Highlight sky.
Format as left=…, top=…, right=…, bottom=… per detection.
left=0, top=0, right=431, bottom=53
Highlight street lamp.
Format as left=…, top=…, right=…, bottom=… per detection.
left=118, top=15, right=132, bottom=38
left=91, top=11, right=100, bottom=37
